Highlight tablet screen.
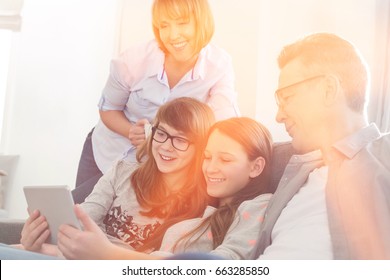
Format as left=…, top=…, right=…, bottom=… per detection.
left=24, top=185, right=81, bottom=244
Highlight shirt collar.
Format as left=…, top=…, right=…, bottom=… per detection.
left=332, top=123, right=381, bottom=159
left=290, top=149, right=323, bottom=163
left=153, top=50, right=165, bottom=82
left=157, top=45, right=209, bottom=83
left=192, top=45, right=207, bottom=80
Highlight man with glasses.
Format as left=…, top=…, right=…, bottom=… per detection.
left=252, top=33, right=390, bottom=259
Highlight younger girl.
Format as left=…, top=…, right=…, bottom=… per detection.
left=152, top=117, right=273, bottom=259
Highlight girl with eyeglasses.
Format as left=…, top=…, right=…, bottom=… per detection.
left=17, top=97, right=215, bottom=257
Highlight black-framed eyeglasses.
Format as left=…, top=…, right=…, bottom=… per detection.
left=275, top=75, right=326, bottom=107
left=152, top=126, right=192, bottom=151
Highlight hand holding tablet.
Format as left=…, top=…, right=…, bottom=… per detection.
left=23, top=185, right=82, bottom=244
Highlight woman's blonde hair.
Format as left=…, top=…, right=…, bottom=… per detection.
left=175, top=117, right=273, bottom=250
left=132, top=97, right=215, bottom=252
left=151, top=0, right=215, bottom=54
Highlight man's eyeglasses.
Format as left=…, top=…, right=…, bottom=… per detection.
left=275, top=75, right=325, bottom=107
left=152, top=126, right=192, bottom=151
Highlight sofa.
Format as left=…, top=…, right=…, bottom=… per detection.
left=0, top=141, right=295, bottom=245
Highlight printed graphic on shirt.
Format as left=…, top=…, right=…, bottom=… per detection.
left=103, top=206, right=161, bottom=249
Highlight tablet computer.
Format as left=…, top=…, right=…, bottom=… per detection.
left=23, top=185, right=82, bottom=244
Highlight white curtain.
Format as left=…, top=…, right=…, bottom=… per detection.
left=368, top=0, right=390, bottom=132
left=0, top=0, right=23, bottom=31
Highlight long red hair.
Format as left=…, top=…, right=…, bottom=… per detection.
left=131, top=97, right=215, bottom=251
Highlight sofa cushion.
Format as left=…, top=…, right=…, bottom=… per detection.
left=0, top=219, right=24, bottom=245
left=268, top=142, right=295, bottom=194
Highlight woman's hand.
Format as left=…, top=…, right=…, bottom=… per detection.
left=20, top=209, right=50, bottom=253
left=57, top=205, right=114, bottom=259
left=128, top=118, right=150, bottom=147
left=99, top=109, right=150, bottom=148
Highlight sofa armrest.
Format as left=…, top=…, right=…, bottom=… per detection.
left=0, top=219, right=24, bottom=245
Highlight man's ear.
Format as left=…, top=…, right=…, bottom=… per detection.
left=249, top=157, right=266, bottom=178
left=323, top=74, right=341, bottom=106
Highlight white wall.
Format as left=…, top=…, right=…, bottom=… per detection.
left=1, top=0, right=378, bottom=218
left=2, top=0, right=119, bottom=218
left=0, top=30, right=13, bottom=138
